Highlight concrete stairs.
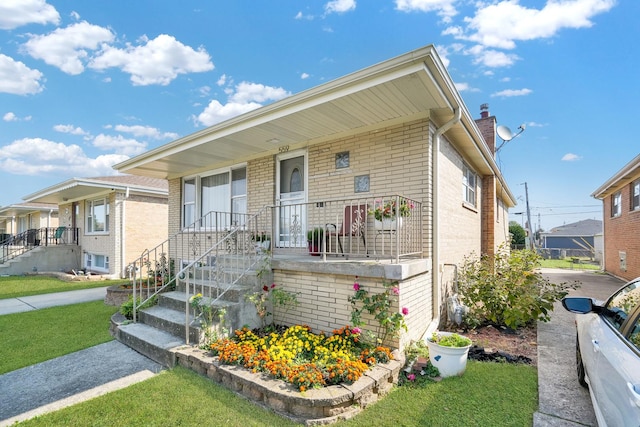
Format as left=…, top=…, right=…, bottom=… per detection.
left=113, top=254, right=270, bottom=367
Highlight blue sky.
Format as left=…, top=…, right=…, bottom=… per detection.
left=0, top=0, right=634, bottom=232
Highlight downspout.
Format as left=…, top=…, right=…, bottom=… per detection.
left=428, top=107, right=461, bottom=334
left=121, top=187, right=130, bottom=278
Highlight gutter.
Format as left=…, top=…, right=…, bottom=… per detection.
left=428, top=107, right=461, bottom=334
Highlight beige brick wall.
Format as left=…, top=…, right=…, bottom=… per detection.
left=272, top=268, right=431, bottom=350
left=123, top=193, right=168, bottom=276
left=437, top=136, right=482, bottom=263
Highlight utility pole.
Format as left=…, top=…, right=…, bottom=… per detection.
left=524, top=182, right=534, bottom=249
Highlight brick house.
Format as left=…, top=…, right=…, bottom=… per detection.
left=13, top=175, right=169, bottom=278
left=592, top=153, right=640, bottom=280
left=114, top=45, right=515, bottom=351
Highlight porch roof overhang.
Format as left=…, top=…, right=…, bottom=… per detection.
left=0, top=203, right=58, bottom=217
left=114, top=44, right=516, bottom=208
left=22, top=177, right=168, bottom=205
left=591, top=153, right=640, bottom=200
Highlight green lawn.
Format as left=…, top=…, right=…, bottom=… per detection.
left=539, top=258, right=600, bottom=270
left=0, top=275, right=129, bottom=299
left=17, top=362, right=537, bottom=427
left=3, top=277, right=538, bottom=426
left=0, top=300, right=118, bottom=374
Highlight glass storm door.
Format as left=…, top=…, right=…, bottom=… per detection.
left=276, top=153, right=306, bottom=248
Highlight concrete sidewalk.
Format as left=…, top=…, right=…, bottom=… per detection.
left=533, top=269, right=624, bottom=426
left=0, top=286, right=109, bottom=315
left=0, top=341, right=164, bottom=426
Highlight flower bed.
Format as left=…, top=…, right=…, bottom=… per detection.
left=209, top=325, right=394, bottom=392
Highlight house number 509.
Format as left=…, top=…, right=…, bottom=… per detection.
left=278, top=145, right=290, bottom=153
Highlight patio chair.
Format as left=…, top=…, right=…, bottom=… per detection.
left=54, top=226, right=66, bottom=244
left=326, top=204, right=368, bottom=255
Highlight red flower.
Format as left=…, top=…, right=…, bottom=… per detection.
left=353, top=283, right=360, bottom=291
left=263, top=285, right=269, bottom=292
left=402, top=307, right=409, bottom=316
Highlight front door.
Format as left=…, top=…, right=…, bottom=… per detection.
left=276, top=151, right=307, bottom=248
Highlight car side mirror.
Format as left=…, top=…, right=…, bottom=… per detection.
left=562, top=297, right=595, bottom=314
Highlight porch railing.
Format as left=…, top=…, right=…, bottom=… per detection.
left=272, top=195, right=422, bottom=263
left=128, top=206, right=273, bottom=323
left=0, top=227, right=79, bottom=264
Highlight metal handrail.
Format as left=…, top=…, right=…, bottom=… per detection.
left=0, top=227, right=78, bottom=264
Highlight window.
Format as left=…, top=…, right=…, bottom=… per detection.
left=85, top=253, right=109, bottom=272
left=632, top=179, right=640, bottom=211
left=86, top=198, right=109, bottom=233
left=182, top=166, right=247, bottom=228
left=603, top=279, right=640, bottom=331
left=611, top=191, right=622, bottom=218
left=462, top=163, right=477, bottom=206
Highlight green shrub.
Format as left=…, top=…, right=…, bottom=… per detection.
left=119, top=295, right=157, bottom=319
left=458, top=245, right=580, bottom=330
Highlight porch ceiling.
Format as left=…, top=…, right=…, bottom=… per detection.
left=115, top=46, right=458, bottom=180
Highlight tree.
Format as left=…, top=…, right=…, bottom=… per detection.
left=509, top=221, right=526, bottom=247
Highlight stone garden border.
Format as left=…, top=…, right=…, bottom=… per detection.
left=174, top=346, right=402, bottom=425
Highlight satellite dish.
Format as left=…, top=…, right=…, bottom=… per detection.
left=497, top=125, right=513, bottom=142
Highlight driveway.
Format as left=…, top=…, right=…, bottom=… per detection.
left=534, top=269, right=624, bottom=426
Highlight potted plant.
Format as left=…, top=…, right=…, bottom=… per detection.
left=307, top=227, right=324, bottom=255
left=251, top=231, right=271, bottom=252
left=426, top=331, right=472, bottom=377
left=369, top=198, right=414, bottom=230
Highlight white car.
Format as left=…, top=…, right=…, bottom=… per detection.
left=562, top=278, right=640, bottom=426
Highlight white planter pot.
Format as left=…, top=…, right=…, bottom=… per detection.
left=427, top=332, right=472, bottom=377
left=374, top=217, right=402, bottom=231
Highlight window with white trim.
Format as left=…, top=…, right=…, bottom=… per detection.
left=86, top=198, right=109, bottom=233
left=85, top=253, right=109, bottom=272
left=182, top=166, right=247, bottom=228
left=632, top=179, right=640, bottom=211
left=462, top=163, right=477, bottom=207
left=612, top=191, right=622, bottom=218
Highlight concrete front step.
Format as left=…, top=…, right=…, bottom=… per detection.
left=116, top=322, right=184, bottom=367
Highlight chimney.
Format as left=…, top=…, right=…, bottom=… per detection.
left=480, top=103, right=489, bottom=118
left=475, top=103, right=496, bottom=154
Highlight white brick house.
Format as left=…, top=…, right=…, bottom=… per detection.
left=115, top=45, right=515, bottom=349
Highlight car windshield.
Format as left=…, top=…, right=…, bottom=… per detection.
left=604, top=280, right=640, bottom=330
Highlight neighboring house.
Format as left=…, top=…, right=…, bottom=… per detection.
left=0, top=202, right=58, bottom=242
left=13, top=175, right=169, bottom=278
left=592, top=153, right=640, bottom=280
left=540, top=219, right=602, bottom=255
left=114, top=45, right=516, bottom=350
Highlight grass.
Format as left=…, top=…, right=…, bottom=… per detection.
left=0, top=275, right=129, bottom=299
left=0, top=300, right=118, bottom=374
left=16, top=361, right=537, bottom=426
left=539, top=257, right=600, bottom=271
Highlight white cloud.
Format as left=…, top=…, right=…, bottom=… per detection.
left=468, top=45, right=519, bottom=67
left=22, top=21, right=115, bottom=75
left=217, top=74, right=227, bottom=86
left=491, top=88, right=532, bottom=97
left=196, top=81, right=291, bottom=126
left=295, top=11, right=314, bottom=20
left=301, top=72, right=310, bottom=79
left=113, top=124, right=179, bottom=140
left=53, top=124, right=88, bottom=135
left=3, top=112, right=17, bottom=122
left=562, top=153, right=582, bottom=161
left=455, top=82, right=479, bottom=92
left=395, top=0, right=458, bottom=22
left=325, top=0, right=356, bottom=14
left=0, top=54, right=44, bottom=95
left=89, top=34, right=214, bottom=86
left=0, top=0, right=60, bottom=30
left=92, top=134, right=147, bottom=156
left=0, top=137, right=127, bottom=176
left=455, top=0, right=616, bottom=50
left=229, top=82, right=290, bottom=104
